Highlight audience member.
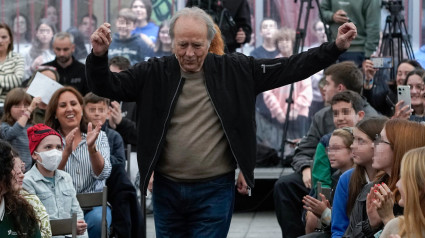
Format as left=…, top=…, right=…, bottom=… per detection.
left=186, top=0, right=252, bottom=53
left=259, top=27, right=312, bottom=155
left=10, top=14, right=31, bottom=53
left=153, top=20, right=172, bottom=57
left=302, top=127, right=354, bottom=236
left=67, top=27, right=89, bottom=62
left=379, top=146, right=425, bottom=238
left=331, top=116, right=387, bottom=237
left=11, top=156, right=51, bottom=238
left=308, top=20, right=327, bottom=49
left=44, top=86, right=112, bottom=238
left=83, top=92, right=144, bottom=237
left=87, top=6, right=357, bottom=237
left=23, top=123, right=88, bottom=237
left=320, top=0, right=381, bottom=67
left=1, top=88, right=41, bottom=172
left=109, top=8, right=153, bottom=65
left=131, top=0, right=159, bottom=47
left=40, top=5, right=59, bottom=32
left=0, top=23, right=25, bottom=104
left=404, top=69, right=425, bottom=122
left=24, top=21, right=55, bottom=80
left=344, top=119, right=425, bottom=237
left=274, top=61, right=378, bottom=237
left=0, top=140, right=41, bottom=237
left=250, top=18, right=279, bottom=58
left=363, top=59, right=422, bottom=117
left=22, top=66, right=60, bottom=124
left=78, top=14, right=98, bottom=44
left=42, top=32, right=89, bottom=95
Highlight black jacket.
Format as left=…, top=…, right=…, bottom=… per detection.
left=86, top=42, right=343, bottom=194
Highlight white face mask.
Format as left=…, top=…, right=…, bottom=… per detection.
left=35, top=149, right=62, bottom=171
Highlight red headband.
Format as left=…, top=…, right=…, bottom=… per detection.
left=27, top=123, right=63, bottom=155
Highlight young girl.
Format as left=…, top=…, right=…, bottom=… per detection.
left=1, top=88, right=41, bottom=172
left=345, top=119, right=425, bottom=237
left=302, top=128, right=355, bottom=235
left=331, top=116, right=388, bottom=237
left=380, top=146, right=425, bottom=238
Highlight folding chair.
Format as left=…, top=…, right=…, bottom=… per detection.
left=50, top=213, right=77, bottom=238
left=76, top=186, right=108, bottom=238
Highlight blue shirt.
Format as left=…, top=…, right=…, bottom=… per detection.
left=331, top=168, right=354, bottom=238
left=131, top=22, right=159, bottom=43
left=62, top=131, right=112, bottom=194
left=23, top=165, right=88, bottom=237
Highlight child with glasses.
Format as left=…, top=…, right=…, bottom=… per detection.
left=344, top=119, right=425, bottom=237
left=331, top=116, right=387, bottom=237
left=1, top=88, right=41, bottom=172
left=302, top=128, right=354, bottom=236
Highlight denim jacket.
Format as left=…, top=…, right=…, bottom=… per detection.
left=23, top=165, right=88, bottom=238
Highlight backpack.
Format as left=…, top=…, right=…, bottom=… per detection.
left=187, top=0, right=238, bottom=48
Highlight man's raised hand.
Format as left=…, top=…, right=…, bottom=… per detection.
left=335, top=22, right=357, bottom=51
left=90, top=23, right=113, bottom=56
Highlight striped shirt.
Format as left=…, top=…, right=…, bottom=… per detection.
left=0, top=51, right=24, bottom=100
left=62, top=131, right=112, bottom=194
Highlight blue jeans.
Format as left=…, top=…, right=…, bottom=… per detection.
left=152, top=172, right=235, bottom=238
left=338, top=51, right=365, bottom=68
left=85, top=206, right=112, bottom=238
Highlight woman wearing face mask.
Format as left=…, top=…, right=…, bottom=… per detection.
left=23, top=123, right=88, bottom=237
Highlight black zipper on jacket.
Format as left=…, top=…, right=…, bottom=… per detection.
left=261, top=62, right=282, bottom=73
left=203, top=78, right=252, bottom=195
left=143, top=77, right=184, bottom=191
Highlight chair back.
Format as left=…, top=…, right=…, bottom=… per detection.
left=76, top=186, right=108, bottom=238
left=50, top=213, right=77, bottom=238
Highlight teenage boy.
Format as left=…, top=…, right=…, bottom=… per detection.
left=274, top=61, right=378, bottom=237
left=109, top=8, right=153, bottom=65
left=83, top=93, right=143, bottom=237
left=249, top=18, right=279, bottom=58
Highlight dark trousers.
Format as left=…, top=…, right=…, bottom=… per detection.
left=274, top=172, right=310, bottom=238
left=106, top=164, right=144, bottom=238
left=152, top=172, right=235, bottom=238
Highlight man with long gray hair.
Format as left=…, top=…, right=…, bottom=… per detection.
left=86, top=6, right=357, bottom=237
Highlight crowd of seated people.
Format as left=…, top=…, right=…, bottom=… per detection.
left=2, top=2, right=425, bottom=238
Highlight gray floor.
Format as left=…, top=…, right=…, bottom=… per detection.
left=145, top=211, right=282, bottom=238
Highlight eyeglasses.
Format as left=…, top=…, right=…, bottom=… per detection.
left=374, top=134, right=391, bottom=146
left=326, top=146, right=349, bottom=154
left=408, top=84, right=425, bottom=91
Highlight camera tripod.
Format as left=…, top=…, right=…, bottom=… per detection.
left=379, top=0, right=415, bottom=79
left=279, top=0, right=329, bottom=160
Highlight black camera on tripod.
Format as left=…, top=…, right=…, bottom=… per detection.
left=382, top=0, right=403, bottom=15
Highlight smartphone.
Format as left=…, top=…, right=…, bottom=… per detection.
left=316, top=182, right=332, bottom=201
left=371, top=57, right=393, bottom=68
left=397, top=85, right=411, bottom=109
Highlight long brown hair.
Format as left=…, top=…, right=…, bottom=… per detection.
left=0, top=23, right=14, bottom=53
left=1, top=88, right=32, bottom=125
left=384, top=119, right=425, bottom=200
left=44, top=86, right=87, bottom=133
left=0, top=140, right=39, bottom=237
left=346, top=116, right=388, bottom=215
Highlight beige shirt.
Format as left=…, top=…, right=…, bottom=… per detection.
left=157, top=70, right=235, bottom=180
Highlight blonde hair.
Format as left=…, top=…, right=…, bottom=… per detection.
left=398, top=147, right=425, bottom=238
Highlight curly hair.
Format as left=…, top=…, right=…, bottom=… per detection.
left=0, top=140, right=39, bottom=237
